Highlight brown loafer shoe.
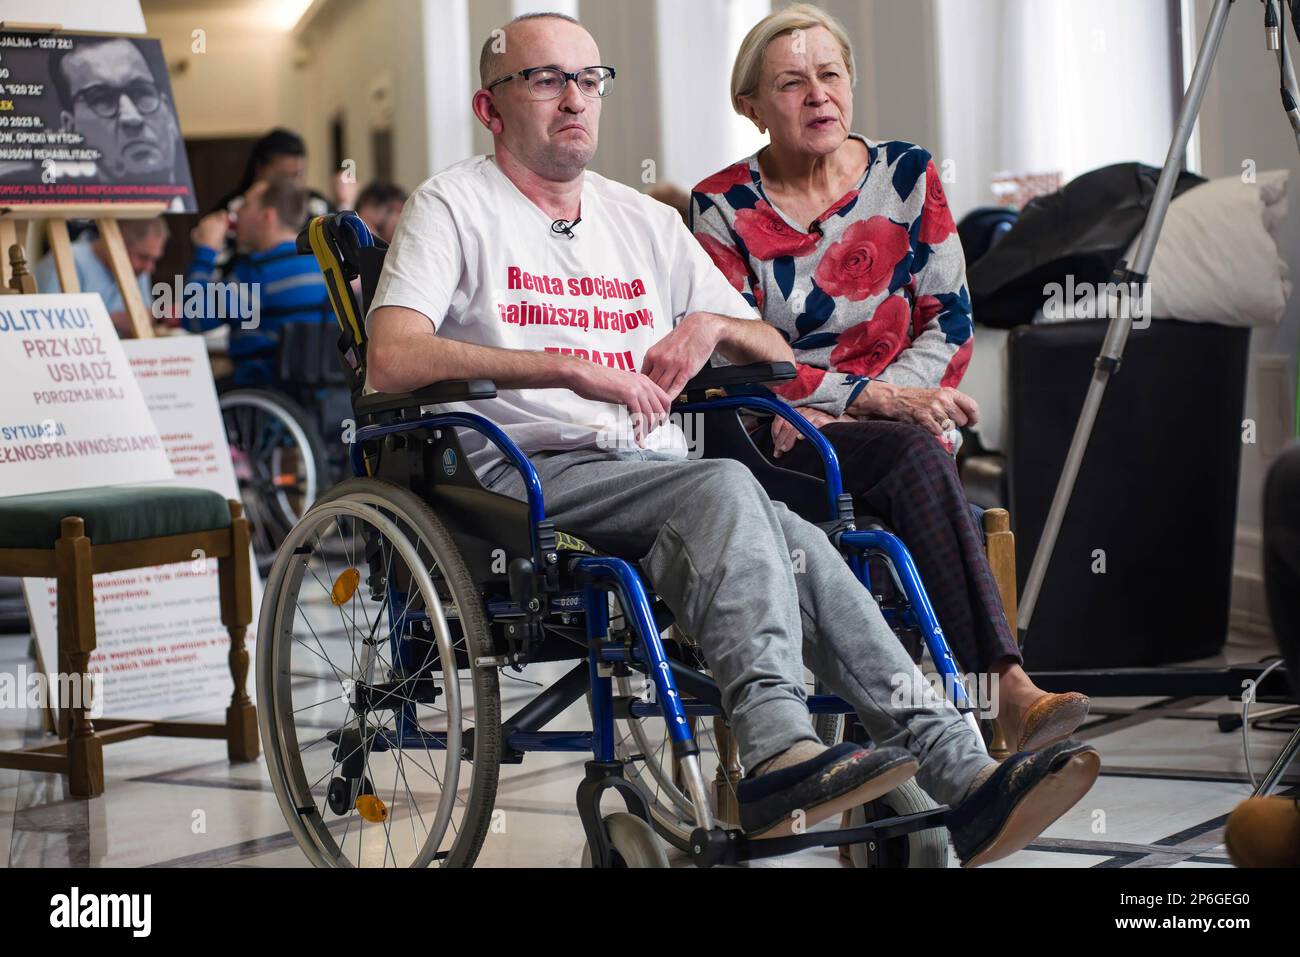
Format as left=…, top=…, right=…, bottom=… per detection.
left=1013, top=692, right=1091, bottom=752
left=1224, top=796, right=1300, bottom=867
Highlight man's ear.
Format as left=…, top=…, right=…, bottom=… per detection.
left=737, top=95, right=766, bottom=135
left=471, top=89, right=505, bottom=135
left=60, top=110, right=76, bottom=133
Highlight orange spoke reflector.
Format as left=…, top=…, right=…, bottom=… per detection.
left=356, top=794, right=388, bottom=823
left=273, top=473, right=298, bottom=487
left=331, top=568, right=361, bottom=606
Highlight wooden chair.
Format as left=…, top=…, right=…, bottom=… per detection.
left=0, top=486, right=259, bottom=797
left=981, top=509, right=1018, bottom=760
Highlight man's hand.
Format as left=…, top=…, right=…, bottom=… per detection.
left=191, top=212, right=229, bottom=250
left=641, top=313, right=720, bottom=402
left=334, top=170, right=360, bottom=211
left=770, top=407, right=855, bottom=458
left=851, top=381, right=979, bottom=437
left=569, top=361, right=672, bottom=445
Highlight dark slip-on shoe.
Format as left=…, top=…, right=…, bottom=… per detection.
left=946, top=739, right=1100, bottom=867
left=738, top=742, right=918, bottom=839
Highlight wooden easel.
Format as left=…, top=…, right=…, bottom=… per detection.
left=0, top=20, right=164, bottom=338
left=0, top=202, right=167, bottom=337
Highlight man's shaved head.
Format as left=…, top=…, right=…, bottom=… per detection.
left=471, top=12, right=603, bottom=182
left=479, top=11, right=584, bottom=88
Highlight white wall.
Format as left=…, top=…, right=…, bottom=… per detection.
left=934, top=0, right=1177, bottom=218
left=147, top=0, right=954, bottom=198
left=145, top=2, right=295, bottom=139
left=287, top=0, right=451, bottom=192
left=577, top=0, right=663, bottom=185
left=146, top=0, right=467, bottom=195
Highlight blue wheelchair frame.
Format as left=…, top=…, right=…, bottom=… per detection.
left=332, top=212, right=969, bottom=866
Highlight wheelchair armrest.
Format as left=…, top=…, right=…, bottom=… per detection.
left=682, top=361, right=796, bottom=399
left=355, top=380, right=497, bottom=418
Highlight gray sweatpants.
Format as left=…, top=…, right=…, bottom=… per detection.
left=482, top=447, right=995, bottom=806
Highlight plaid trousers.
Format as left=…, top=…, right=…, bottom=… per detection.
left=752, top=419, right=1022, bottom=673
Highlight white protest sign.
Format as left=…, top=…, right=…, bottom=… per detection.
left=0, top=293, right=172, bottom=496
left=23, top=334, right=261, bottom=721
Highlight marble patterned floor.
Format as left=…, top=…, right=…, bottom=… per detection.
left=1, top=628, right=1294, bottom=868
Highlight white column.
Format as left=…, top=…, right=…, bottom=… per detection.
left=578, top=0, right=662, bottom=185
left=420, top=0, right=474, bottom=176
left=655, top=0, right=770, bottom=190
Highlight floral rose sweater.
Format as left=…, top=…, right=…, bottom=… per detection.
left=690, top=135, right=973, bottom=417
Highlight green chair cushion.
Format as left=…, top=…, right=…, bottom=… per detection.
left=0, top=486, right=232, bottom=549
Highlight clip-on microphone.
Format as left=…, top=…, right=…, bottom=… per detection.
left=550, top=217, right=581, bottom=239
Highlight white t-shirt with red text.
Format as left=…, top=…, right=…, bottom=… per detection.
left=367, top=155, right=757, bottom=471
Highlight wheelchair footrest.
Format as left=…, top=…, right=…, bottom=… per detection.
left=688, top=805, right=949, bottom=867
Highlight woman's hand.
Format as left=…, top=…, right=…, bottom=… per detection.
left=850, top=381, right=979, bottom=437
left=771, top=407, right=855, bottom=457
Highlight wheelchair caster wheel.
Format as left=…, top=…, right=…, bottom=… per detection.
left=326, top=777, right=350, bottom=816
left=326, top=776, right=374, bottom=816
left=580, top=813, right=669, bottom=868
left=846, top=780, right=948, bottom=868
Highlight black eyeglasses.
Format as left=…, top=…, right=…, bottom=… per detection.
left=72, top=80, right=162, bottom=120
left=487, top=66, right=616, bottom=100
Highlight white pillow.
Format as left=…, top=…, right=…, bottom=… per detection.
left=1127, top=169, right=1291, bottom=327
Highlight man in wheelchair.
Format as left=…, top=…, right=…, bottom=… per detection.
left=362, top=11, right=1100, bottom=865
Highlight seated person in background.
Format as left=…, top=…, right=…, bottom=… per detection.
left=691, top=2, right=1088, bottom=753
left=186, top=176, right=330, bottom=388
left=209, top=128, right=335, bottom=269
left=212, top=127, right=334, bottom=218
left=364, top=10, right=1100, bottom=863
left=355, top=180, right=408, bottom=244
left=32, top=217, right=168, bottom=336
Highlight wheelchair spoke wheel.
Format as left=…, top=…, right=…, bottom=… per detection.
left=220, top=389, right=329, bottom=571
left=258, top=479, right=501, bottom=867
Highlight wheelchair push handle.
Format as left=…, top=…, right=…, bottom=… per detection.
left=296, top=211, right=377, bottom=259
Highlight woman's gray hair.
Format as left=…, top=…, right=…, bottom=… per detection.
left=730, top=2, right=856, bottom=114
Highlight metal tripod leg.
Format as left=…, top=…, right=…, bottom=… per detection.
left=1252, top=721, right=1300, bottom=796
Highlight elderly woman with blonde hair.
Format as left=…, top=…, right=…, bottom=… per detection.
left=691, top=3, right=1087, bottom=754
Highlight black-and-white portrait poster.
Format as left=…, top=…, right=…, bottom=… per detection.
left=0, top=32, right=197, bottom=211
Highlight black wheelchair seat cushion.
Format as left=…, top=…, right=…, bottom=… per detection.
left=420, top=482, right=597, bottom=584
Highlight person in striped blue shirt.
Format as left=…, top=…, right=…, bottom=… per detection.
left=186, top=175, right=330, bottom=387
